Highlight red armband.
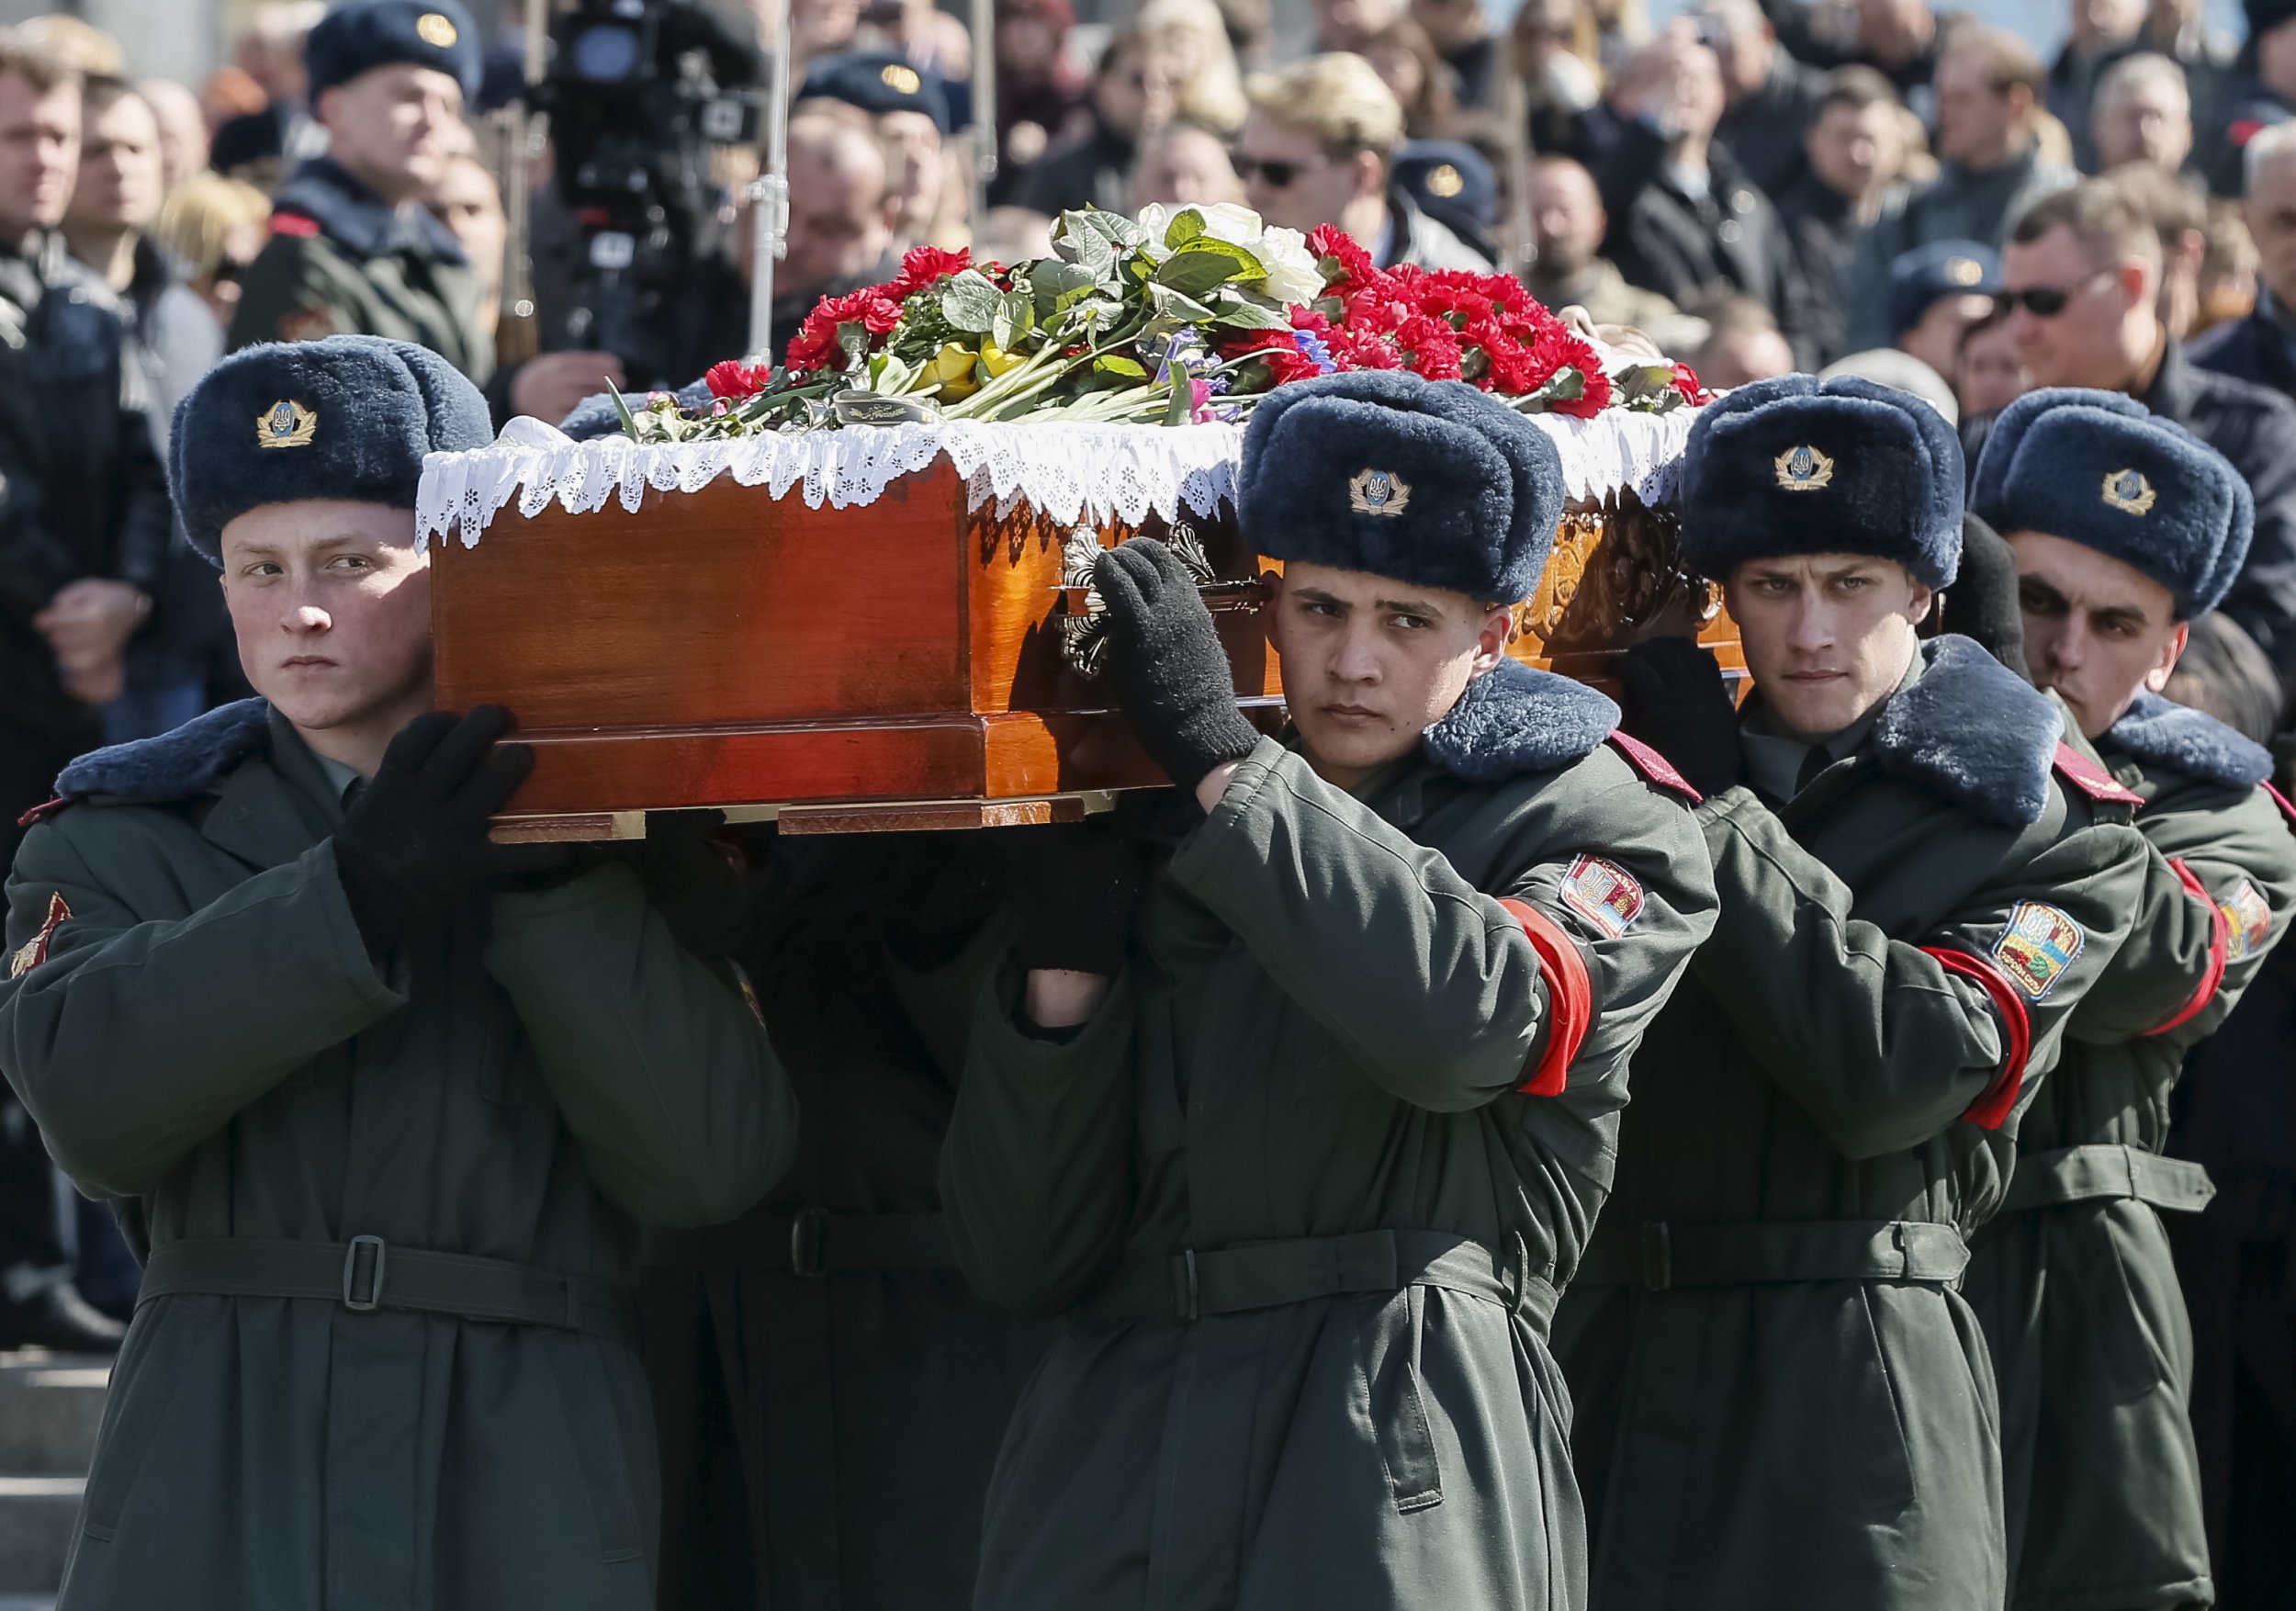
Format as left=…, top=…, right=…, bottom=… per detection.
left=1920, top=945, right=2032, bottom=1130
left=2144, top=859, right=2229, bottom=1038
left=1500, top=898, right=1595, bottom=1096
left=269, top=210, right=321, bottom=238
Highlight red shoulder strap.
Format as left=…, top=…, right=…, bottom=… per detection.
left=2052, top=741, right=2145, bottom=807
left=1606, top=733, right=1703, bottom=804
left=270, top=210, right=321, bottom=238
left=14, top=796, right=70, bottom=829
left=2263, top=781, right=2296, bottom=828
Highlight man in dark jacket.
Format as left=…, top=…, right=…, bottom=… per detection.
left=2191, top=118, right=2296, bottom=393
left=1999, top=179, right=2296, bottom=684
left=1558, top=375, right=2153, bottom=1611
left=0, top=37, right=173, bottom=1355
left=228, top=1, right=492, bottom=383
left=942, top=372, right=1716, bottom=1608
left=1775, top=66, right=1908, bottom=367
left=0, top=333, right=795, bottom=1611
left=1016, top=29, right=1176, bottom=219
left=1964, top=389, right=2296, bottom=1611
left=1702, top=0, right=1824, bottom=200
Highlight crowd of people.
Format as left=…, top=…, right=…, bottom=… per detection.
left=5, top=1, right=2296, bottom=1610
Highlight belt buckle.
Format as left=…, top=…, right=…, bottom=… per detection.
left=790, top=1208, right=828, bottom=1279
left=342, top=1235, right=388, bottom=1312
left=1639, top=1222, right=1671, bottom=1292
left=1171, top=1249, right=1200, bottom=1324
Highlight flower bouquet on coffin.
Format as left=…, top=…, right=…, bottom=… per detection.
left=610, top=202, right=1709, bottom=442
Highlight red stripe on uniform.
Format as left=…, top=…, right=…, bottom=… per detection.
left=14, top=796, right=68, bottom=828
left=1606, top=732, right=1703, bottom=803
left=1921, top=945, right=2032, bottom=1130
left=2146, top=859, right=2229, bottom=1038
left=1499, top=897, right=1593, bottom=1096
left=2052, top=741, right=2146, bottom=806
left=270, top=210, right=321, bottom=238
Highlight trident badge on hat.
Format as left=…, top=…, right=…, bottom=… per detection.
left=2101, top=468, right=2156, bottom=515
left=256, top=399, right=318, bottom=450
left=1348, top=467, right=1412, bottom=517
left=1773, top=444, right=1834, bottom=491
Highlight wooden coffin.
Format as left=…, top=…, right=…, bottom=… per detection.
left=431, top=459, right=1739, bottom=838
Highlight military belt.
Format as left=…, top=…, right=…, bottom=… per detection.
left=1998, top=1144, right=2215, bottom=1216
left=646, top=1211, right=956, bottom=1278
left=139, top=1237, right=638, bottom=1346
left=1574, top=1218, right=1971, bottom=1290
left=1076, top=1229, right=1559, bottom=1335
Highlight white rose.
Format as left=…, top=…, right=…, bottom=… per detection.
left=1252, top=225, right=1326, bottom=306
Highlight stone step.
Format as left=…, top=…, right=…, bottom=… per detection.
left=0, top=1356, right=108, bottom=1477
left=0, top=1477, right=80, bottom=1597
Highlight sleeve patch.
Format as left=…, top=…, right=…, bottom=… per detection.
left=2222, top=879, right=2275, bottom=963
left=7, top=894, right=72, bottom=980
left=1559, top=854, right=1645, bottom=940
left=1990, top=900, right=2085, bottom=1000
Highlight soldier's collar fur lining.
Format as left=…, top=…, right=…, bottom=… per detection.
left=2104, top=689, right=2273, bottom=788
left=54, top=698, right=272, bottom=805
left=1422, top=656, right=1620, bottom=783
left=1868, top=635, right=2062, bottom=828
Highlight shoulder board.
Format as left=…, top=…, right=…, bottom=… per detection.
left=13, top=797, right=72, bottom=829
left=2265, top=781, right=2296, bottom=829
left=2053, top=741, right=2145, bottom=808
left=270, top=210, right=321, bottom=239
left=1606, top=732, right=1703, bottom=804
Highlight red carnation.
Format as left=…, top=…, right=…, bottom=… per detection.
left=703, top=359, right=771, bottom=400
left=889, top=244, right=970, bottom=300
left=1307, top=223, right=1378, bottom=293
left=1669, top=362, right=1714, bottom=405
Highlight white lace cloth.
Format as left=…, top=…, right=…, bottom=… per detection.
left=415, top=406, right=1702, bottom=547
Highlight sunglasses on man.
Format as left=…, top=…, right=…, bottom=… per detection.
left=1996, top=269, right=2115, bottom=318
left=1230, top=151, right=1332, bottom=188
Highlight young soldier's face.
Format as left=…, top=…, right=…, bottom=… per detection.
left=1266, top=561, right=1514, bottom=788
left=1725, top=553, right=1933, bottom=741
left=219, top=500, right=436, bottom=738
left=2006, top=527, right=2187, bottom=738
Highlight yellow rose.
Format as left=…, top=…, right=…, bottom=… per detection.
left=921, top=341, right=980, bottom=400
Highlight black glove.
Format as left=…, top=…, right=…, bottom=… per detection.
left=1941, top=513, right=2030, bottom=681
left=1093, top=539, right=1260, bottom=791
left=1614, top=637, right=1743, bottom=797
left=989, top=818, right=1146, bottom=975
left=333, top=705, right=562, bottom=954
left=614, top=812, right=758, bottom=960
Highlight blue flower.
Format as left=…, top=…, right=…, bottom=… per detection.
left=1291, top=327, right=1336, bottom=376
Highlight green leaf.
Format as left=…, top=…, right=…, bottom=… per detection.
left=871, top=353, right=917, bottom=394
left=992, top=288, right=1035, bottom=352
left=1165, top=208, right=1208, bottom=249
left=1208, top=293, right=1290, bottom=331
left=1146, top=284, right=1220, bottom=324
left=940, top=271, right=1004, bottom=335
left=1093, top=354, right=1149, bottom=378
left=1162, top=372, right=1194, bottom=426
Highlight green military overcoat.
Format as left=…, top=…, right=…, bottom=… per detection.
left=1555, top=637, right=2154, bottom=1611
left=941, top=662, right=1719, bottom=1611
left=0, top=703, right=795, bottom=1611
left=1964, top=690, right=2296, bottom=1611
left=229, top=156, right=492, bottom=383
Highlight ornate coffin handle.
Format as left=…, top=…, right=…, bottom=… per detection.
left=1052, top=525, right=1267, bottom=679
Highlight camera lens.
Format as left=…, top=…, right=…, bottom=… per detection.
left=571, top=22, right=643, bottom=82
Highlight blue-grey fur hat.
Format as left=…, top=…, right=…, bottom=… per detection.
left=1970, top=388, right=2253, bottom=619
left=169, top=334, right=493, bottom=565
left=307, top=1, right=482, bottom=101
left=798, top=51, right=952, bottom=133
left=1236, top=370, right=1567, bottom=603
left=1679, top=373, right=1964, bottom=589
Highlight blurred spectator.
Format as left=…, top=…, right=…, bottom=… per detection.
left=772, top=111, right=900, bottom=348
left=2091, top=52, right=2196, bottom=174
left=1953, top=301, right=2029, bottom=414
left=787, top=0, right=862, bottom=74
left=797, top=51, right=952, bottom=251
left=152, top=171, right=272, bottom=334
left=1777, top=64, right=1908, bottom=365
left=2204, top=0, right=2296, bottom=195
left=1687, top=291, right=1794, bottom=386
left=989, top=0, right=1086, bottom=207
left=2135, top=0, right=2234, bottom=131
left=13, top=16, right=124, bottom=78
left=1215, top=0, right=1274, bottom=70
left=1508, top=0, right=1605, bottom=159
left=1819, top=344, right=1960, bottom=421
left=210, top=0, right=324, bottom=186
left=1016, top=29, right=1177, bottom=217
left=2111, top=157, right=2209, bottom=337
left=228, top=3, right=491, bottom=383
left=1843, top=24, right=2076, bottom=350
left=1589, top=0, right=1654, bottom=76
left=1311, top=0, right=1401, bottom=58
left=1393, top=139, right=1497, bottom=260
left=1413, top=0, right=1499, bottom=109
left=856, top=0, right=970, bottom=84
left=0, top=39, right=173, bottom=1356
left=2195, top=193, right=2261, bottom=332
left=1887, top=238, right=2000, bottom=382
left=1840, top=0, right=1944, bottom=103
left=1129, top=118, right=1243, bottom=209
left=2049, top=0, right=2146, bottom=171
left=199, top=65, right=268, bottom=145
left=1141, top=0, right=1248, bottom=134
left=2194, top=107, right=2296, bottom=391
left=1594, top=32, right=1817, bottom=363
left=1701, top=0, right=1823, bottom=200
left=1361, top=16, right=1458, bottom=140
left=1233, top=52, right=1489, bottom=269
left=137, top=76, right=210, bottom=191
left=1999, top=178, right=2296, bottom=677
left=2165, top=611, right=2284, bottom=737
left=1525, top=153, right=1688, bottom=338
left=429, top=152, right=505, bottom=339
